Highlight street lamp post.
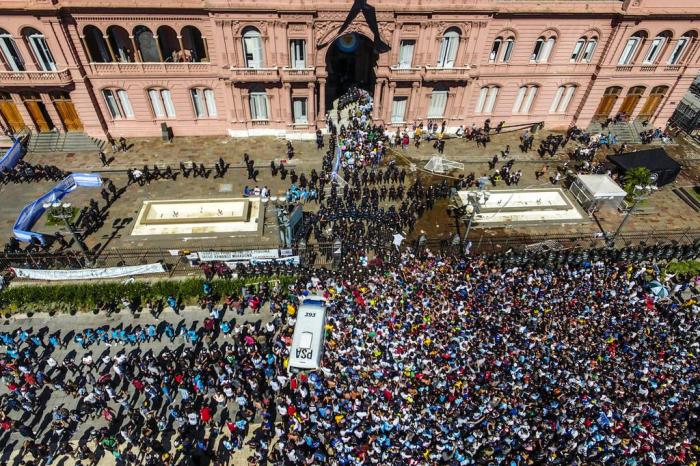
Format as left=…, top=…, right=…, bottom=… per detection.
left=607, top=181, right=657, bottom=247
left=44, top=201, right=93, bottom=267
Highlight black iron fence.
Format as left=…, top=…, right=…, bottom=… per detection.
left=2, top=227, right=700, bottom=281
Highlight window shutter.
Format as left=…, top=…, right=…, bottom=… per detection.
left=485, top=87, right=499, bottom=113
left=513, top=86, right=527, bottom=113
left=391, top=97, right=407, bottom=123
left=149, top=89, right=165, bottom=118
left=549, top=86, right=565, bottom=113
left=475, top=87, right=488, bottom=113
left=117, top=90, right=133, bottom=118
left=204, top=89, right=217, bottom=117
left=161, top=90, right=176, bottom=118
left=558, top=86, right=576, bottom=113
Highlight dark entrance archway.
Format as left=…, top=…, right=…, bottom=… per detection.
left=325, top=33, right=377, bottom=111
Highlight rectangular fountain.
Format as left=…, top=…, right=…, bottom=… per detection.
left=455, top=188, right=586, bottom=225
left=131, top=198, right=261, bottom=236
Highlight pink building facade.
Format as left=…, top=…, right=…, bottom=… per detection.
left=0, top=0, right=699, bottom=140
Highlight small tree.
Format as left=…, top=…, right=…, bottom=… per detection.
left=623, top=167, right=653, bottom=202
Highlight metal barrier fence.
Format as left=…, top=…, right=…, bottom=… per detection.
left=2, top=227, right=699, bottom=280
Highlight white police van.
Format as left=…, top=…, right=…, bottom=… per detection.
left=288, top=295, right=327, bottom=373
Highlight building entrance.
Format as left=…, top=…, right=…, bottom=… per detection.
left=325, top=33, right=377, bottom=111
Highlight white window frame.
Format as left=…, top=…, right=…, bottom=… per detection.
left=427, top=91, right=448, bottom=118
left=203, top=89, right=217, bottom=117
left=249, top=92, right=269, bottom=120
left=485, top=87, right=499, bottom=113
left=643, top=36, right=666, bottom=64
left=290, top=39, right=306, bottom=69
left=391, top=96, right=408, bottom=123
left=582, top=38, right=597, bottom=63
left=397, top=39, right=415, bottom=68
left=437, top=30, right=459, bottom=68
left=512, top=86, right=527, bottom=113
left=667, top=37, right=689, bottom=65
left=513, top=85, right=538, bottom=113
left=550, top=85, right=577, bottom=113
left=148, top=89, right=176, bottom=119
left=243, top=29, right=264, bottom=68
left=571, top=38, right=586, bottom=62
left=475, top=87, right=489, bottom=113
left=489, top=38, right=502, bottom=63
left=190, top=88, right=217, bottom=118
left=102, top=89, right=133, bottom=120
left=27, top=33, right=56, bottom=71
left=0, top=34, right=24, bottom=71
left=501, top=38, right=515, bottom=63
left=292, top=97, right=308, bottom=124
left=618, top=37, right=640, bottom=65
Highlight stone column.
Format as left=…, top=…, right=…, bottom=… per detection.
left=407, top=81, right=421, bottom=122
left=307, top=82, right=316, bottom=125
left=130, top=36, right=141, bottom=62
left=152, top=36, right=165, bottom=62
left=79, top=36, right=93, bottom=63
left=283, top=83, right=292, bottom=123
left=372, top=79, right=384, bottom=120
left=318, top=78, right=326, bottom=125
left=384, top=82, right=397, bottom=123
left=104, top=36, right=117, bottom=62
left=240, top=88, right=251, bottom=123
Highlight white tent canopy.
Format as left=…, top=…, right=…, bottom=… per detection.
left=570, top=174, right=627, bottom=212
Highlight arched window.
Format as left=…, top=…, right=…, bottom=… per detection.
left=643, top=31, right=672, bottom=64
left=0, top=28, right=24, bottom=71
left=190, top=88, right=217, bottom=118
left=437, top=28, right=460, bottom=68
left=667, top=31, right=696, bottom=65
left=182, top=26, right=207, bottom=62
left=157, top=26, right=180, bottom=62
left=242, top=27, right=264, bottom=68
left=133, top=26, right=160, bottom=62
left=512, top=85, right=539, bottom=114
left=147, top=88, right=175, bottom=118
left=475, top=85, right=500, bottom=113
left=83, top=25, right=111, bottom=63
left=101, top=88, right=133, bottom=120
left=23, top=28, right=56, bottom=71
left=571, top=37, right=598, bottom=63
left=582, top=38, right=597, bottom=63
left=531, top=35, right=555, bottom=63
left=618, top=31, right=647, bottom=65
left=490, top=36, right=515, bottom=63
left=549, top=85, right=577, bottom=113
left=107, top=26, right=134, bottom=62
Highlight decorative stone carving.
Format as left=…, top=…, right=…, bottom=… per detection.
left=230, top=21, right=240, bottom=34
left=289, top=23, right=307, bottom=32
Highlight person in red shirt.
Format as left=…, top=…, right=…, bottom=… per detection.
left=200, top=406, right=212, bottom=423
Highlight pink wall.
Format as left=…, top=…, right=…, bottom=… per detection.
left=0, top=0, right=698, bottom=139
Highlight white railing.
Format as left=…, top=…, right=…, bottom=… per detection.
left=0, top=69, right=71, bottom=82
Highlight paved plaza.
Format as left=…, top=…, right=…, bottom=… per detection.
left=2, top=130, right=699, bottom=257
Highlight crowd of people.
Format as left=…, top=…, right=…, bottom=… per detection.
left=1, top=250, right=698, bottom=465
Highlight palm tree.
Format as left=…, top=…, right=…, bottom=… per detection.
left=622, top=167, right=652, bottom=201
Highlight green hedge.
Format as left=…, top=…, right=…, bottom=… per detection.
left=0, top=275, right=296, bottom=314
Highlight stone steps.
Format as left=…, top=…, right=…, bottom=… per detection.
left=27, top=131, right=106, bottom=153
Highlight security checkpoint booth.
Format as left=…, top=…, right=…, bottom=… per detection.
left=569, top=174, right=627, bottom=214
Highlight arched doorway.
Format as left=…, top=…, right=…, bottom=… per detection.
left=325, top=33, right=377, bottom=111
left=593, top=86, right=622, bottom=120
left=21, top=92, right=53, bottom=132
left=51, top=91, right=83, bottom=131
left=637, top=85, right=668, bottom=120
left=618, top=86, right=645, bottom=118
left=0, top=92, right=24, bottom=132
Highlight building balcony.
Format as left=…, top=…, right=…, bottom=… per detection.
left=0, top=69, right=73, bottom=86
left=230, top=67, right=280, bottom=82
left=610, top=64, right=685, bottom=74
left=280, top=67, right=315, bottom=82
left=423, top=65, right=470, bottom=81
left=86, top=62, right=213, bottom=76
left=475, top=62, right=597, bottom=77
left=388, top=66, right=423, bottom=81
